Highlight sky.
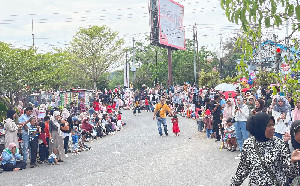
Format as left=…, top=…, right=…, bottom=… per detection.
left=0, top=0, right=289, bottom=56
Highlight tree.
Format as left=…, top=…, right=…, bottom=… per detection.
left=69, top=25, right=124, bottom=91
left=198, top=69, right=220, bottom=88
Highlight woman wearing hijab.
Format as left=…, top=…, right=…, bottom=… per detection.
left=252, top=99, right=266, bottom=115
left=233, top=96, right=249, bottom=155
left=81, top=118, right=93, bottom=142
left=231, top=113, right=300, bottom=185
left=287, top=120, right=300, bottom=184
left=4, top=110, right=19, bottom=149
left=49, top=111, right=65, bottom=162
left=1, top=142, right=27, bottom=171
left=272, top=97, right=291, bottom=139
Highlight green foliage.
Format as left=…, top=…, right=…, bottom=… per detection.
left=69, top=25, right=124, bottom=90
left=255, top=70, right=280, bottom=86
left=198, top=69, right=220, bottom=88
left=108, top=71, right=123, bottom=90
left=0, top=100, right=7, bottom=122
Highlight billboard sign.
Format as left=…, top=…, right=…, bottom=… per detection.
left=158, top=0, right=185, bottom=50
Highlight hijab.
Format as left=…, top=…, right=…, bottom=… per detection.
left=290, top=120, right=300, bottom=150
left=6, top=109, right=16, bottom=120
left=8, top=142, right=16, bottom=151
left=236, top=96, right=244, bottom=108
left=255, top=99, right=265, bottom=112
left=246, top=112, right=275, bottom=142
left=223, top=99, right=234, bottom=119
left=273, top=97, right=290, bottom=114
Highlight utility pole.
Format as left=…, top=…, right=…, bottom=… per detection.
left=32, top=19, right=35, bottom=48
left=155, top=49, right=158, bottom=85
left=274, top=34, right=280, bottom=73
left=219, top=35, right=223, bottom=79
left=132, top=37, right=136, bottom=81
left=259, top=37, right=262, bottom=71
left=193, top=23, right=197, bottom=84
left=124, top=51, right=129, bottom=88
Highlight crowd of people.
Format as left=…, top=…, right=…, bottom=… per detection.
left=1, top=82, right=300, bottom=184
left=1, top=93, right=127, bottom=172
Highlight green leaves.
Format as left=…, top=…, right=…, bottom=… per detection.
left=296, top=5, right=300, bottom=21
left=265, top=17, right=271, bottom=27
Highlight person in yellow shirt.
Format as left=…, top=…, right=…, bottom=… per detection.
left=153, top=97, right=173, bottom=136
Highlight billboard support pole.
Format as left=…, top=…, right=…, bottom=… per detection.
left=193, top=23, right=197, bottom=85
left=168, top=47, right=173, bottom=86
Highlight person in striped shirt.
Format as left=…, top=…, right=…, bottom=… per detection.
left=28, top=117, right=41, bottom=168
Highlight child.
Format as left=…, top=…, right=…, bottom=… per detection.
left=225, top=117, right=237, bottom=152
left=72, top=130, right=79, bottom=155
left=171, top=115, right=180, bottom=136
left=203, top=109, right=213, bottom=139
left=145, top=97, right=150, bottom=112
left=38, top=122, right=48, bottom=164
left=28, top=117, right=40, bottom=168
left=48, top=148, right=59, bottom=165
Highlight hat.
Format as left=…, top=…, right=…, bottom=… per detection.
left=205, top=109, right=211, bottom=116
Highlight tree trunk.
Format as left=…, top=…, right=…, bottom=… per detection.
left=94, top=81, right=97, bottom=92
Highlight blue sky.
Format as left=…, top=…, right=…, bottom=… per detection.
left=0, top=0, right=243, bottom=54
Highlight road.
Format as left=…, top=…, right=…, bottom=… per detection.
left=2, top=110, right=248, bottom=186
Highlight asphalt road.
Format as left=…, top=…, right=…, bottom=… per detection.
left=1, top=110, right=249, bottom=186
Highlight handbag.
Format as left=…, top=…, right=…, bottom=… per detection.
left=253, top=138, right=279, bottom=185
left=156, top=104, right=164, bottom=118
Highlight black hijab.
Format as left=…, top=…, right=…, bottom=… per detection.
left=246, top=112, right=275, bottom=142
left=6, top=109, right=16, bottom=120
left=291, top=120, right=300, bottom=150
left=255, top=99, right=265, bottom=112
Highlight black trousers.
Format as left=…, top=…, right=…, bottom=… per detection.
left=213, top=120, right=221, bottom=140
left=2, top=160, right=27, bottom=171
left=39, top=143, right=48, bottom=161
left=105, top=124, right=112, bottom=134
left=29, top=137, right=38, bottom=165
left=133, top=106, right=141, bottom=114
left=64, top=136, right=69, bottom=154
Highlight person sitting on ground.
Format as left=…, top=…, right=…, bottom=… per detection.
left=48, top=148, right=59, bottom=165
left=1, top=142, right=27, bottom=171
left=81, top=118, right=93, bottom=142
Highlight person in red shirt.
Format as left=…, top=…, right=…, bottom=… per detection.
left=38, top=122, right=48, bottom=163
left=106, top=104, right=113, bottom=114
left=145, top=97, right=150, bottom=112
left=93, top=99, right=100, bottom=112
left=171, top=115, right=180, bottom=136
left=43, top=116, right=50, bottom=162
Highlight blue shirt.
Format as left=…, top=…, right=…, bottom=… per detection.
left=1, top=148, right=21, bottom=165
left=18, top=114, right=31, bottom=134
left=72, top=135, right=79, bottom=144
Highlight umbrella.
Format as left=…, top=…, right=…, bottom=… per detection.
left=214, top=83, right=236, bottom=91
left=241, top=88, right=250, bottom=92
left=223, top=91, right=236, bottom=99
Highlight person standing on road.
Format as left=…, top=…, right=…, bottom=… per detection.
left=210, top=95, right=222, bottom=141
left=153, top=97, right=173, bottom=137
left=18, top=107, right=33, bottom=162
left=233, top=96, right=249, bottom=154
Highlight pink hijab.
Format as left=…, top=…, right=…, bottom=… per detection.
left=8, top=142, right=16, bottom=151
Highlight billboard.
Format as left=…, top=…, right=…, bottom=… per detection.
left=150, top=0, right=185, bottom=50
left=159, top=0, right=185, bottom=50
